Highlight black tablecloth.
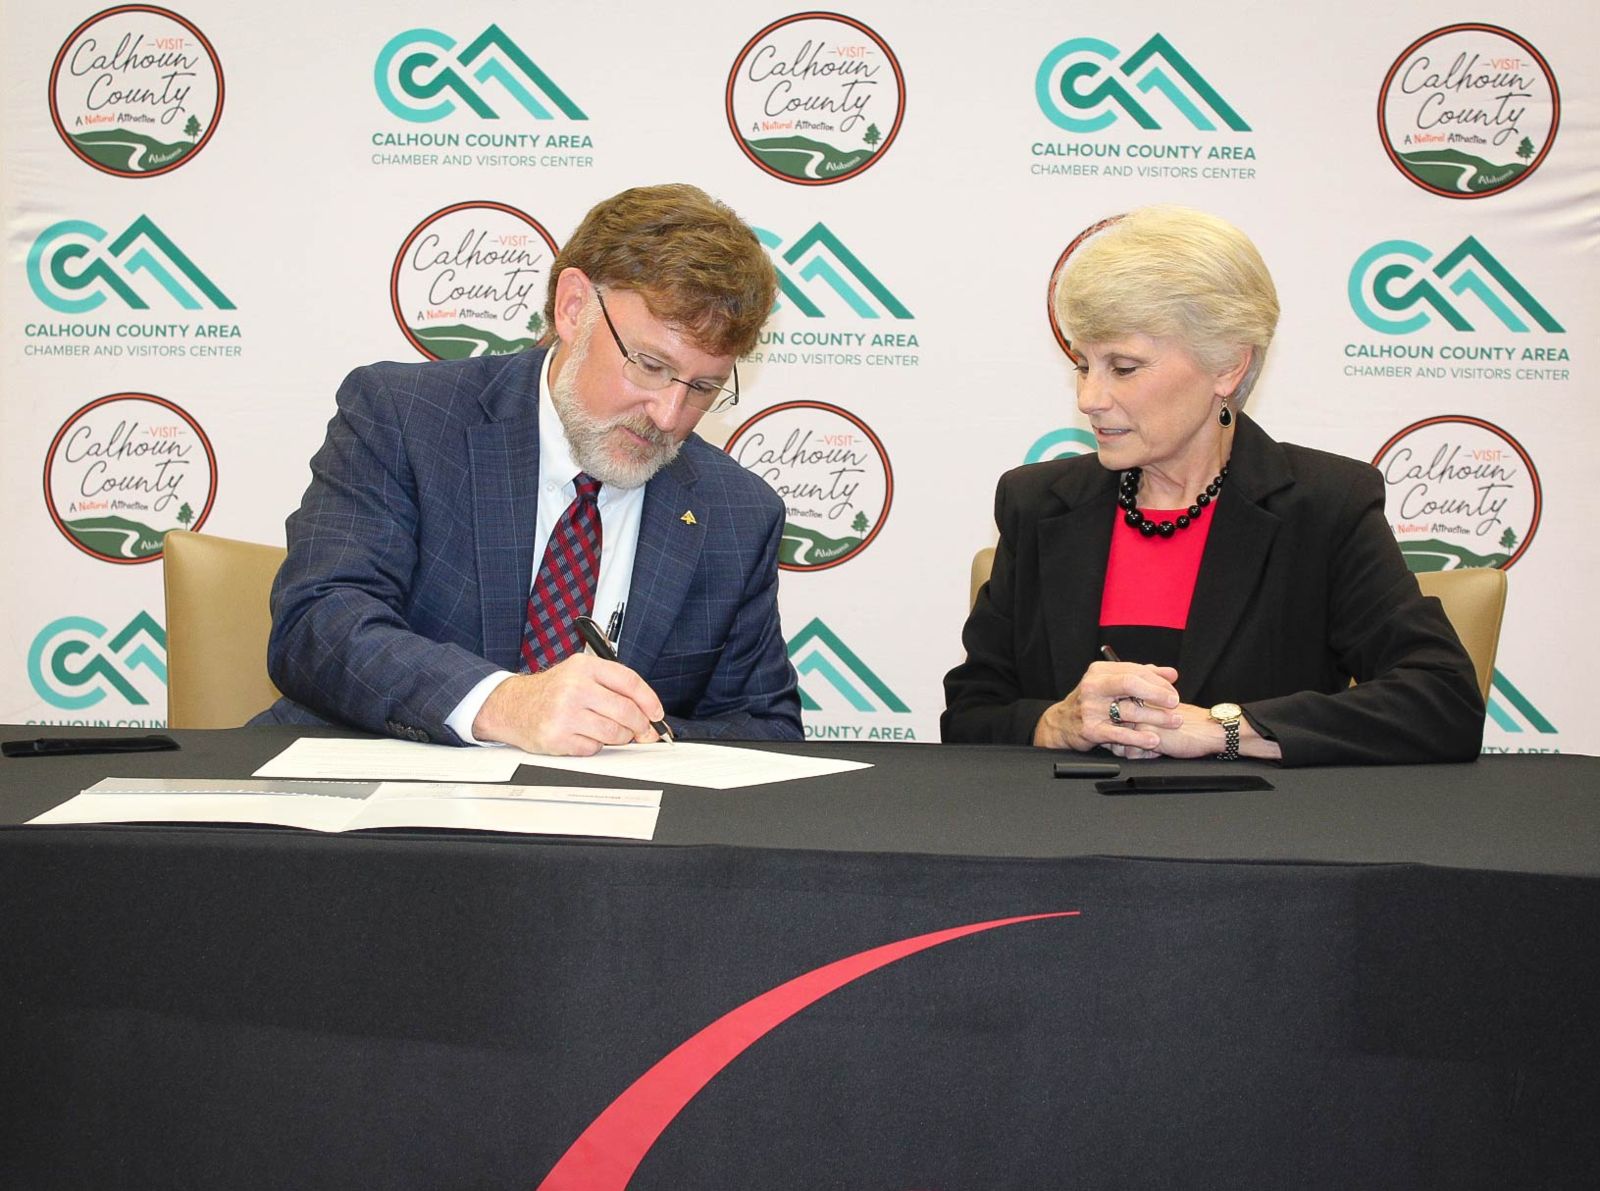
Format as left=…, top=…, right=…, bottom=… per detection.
left=2, top=726, right=1598, bottom=1189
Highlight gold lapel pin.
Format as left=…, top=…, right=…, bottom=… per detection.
left=680, top=510, right=698, bottom=525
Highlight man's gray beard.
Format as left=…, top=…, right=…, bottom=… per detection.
left=549, top=312, right=681, bottom=490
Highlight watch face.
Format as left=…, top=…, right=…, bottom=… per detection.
left=1211, top=702, right=1242, bottom=721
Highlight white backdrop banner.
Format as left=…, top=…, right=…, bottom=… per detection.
left=3, top=1, right=1595, bottom=756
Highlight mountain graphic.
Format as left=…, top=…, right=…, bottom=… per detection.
left=71, top=129, right=195, bottom=173
left=109, top=215, right=234, bottom=309
left=779, top=523, right=862, bottom=567
left=65, top=515, right=170, bottom=560
left=1399, top=540, right=1510, bottom=572
left=746, top=135, right=873, bottom=182
left=457, top=24, right=587, bottom=119
left=1119, top=34, right=1249, bottom=131
left=1398, top=148, right=1526, bottom=194
left=1433, top=236, right=1563, bottom=333
left=786, top=618, right=908, bottom=714
left=411, top=324, right=537, bottom=359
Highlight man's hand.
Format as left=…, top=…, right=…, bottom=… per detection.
left=472, top=654, right=667, bottom=756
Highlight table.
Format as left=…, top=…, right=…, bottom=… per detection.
left=3, top=725, right=1598, bottom=1190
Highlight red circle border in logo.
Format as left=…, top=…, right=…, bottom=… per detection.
left=724, top=11, right=906, bottom=187
left=1376, top=23, right=1560, bottom=201
left=724, top=399, right=894, bottom=572
left=42, top=391, right=219, bottom=565
left=388, top=201, right=560, bottom=362
left=1369, top=414, right=1541, bottom=570
left=48, top=5, right=226, bottom=179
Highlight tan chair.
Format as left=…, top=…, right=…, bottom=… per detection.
left=969, top=546, right=1504, bottom=701
left=970, top=546, right=995, bottom=612
left=1416, top=567, right=1506, bottom=703
left=163, top=530, right=288, bottom=728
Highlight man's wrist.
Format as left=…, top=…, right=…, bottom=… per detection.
left=456, top=671, right=516, bottom=745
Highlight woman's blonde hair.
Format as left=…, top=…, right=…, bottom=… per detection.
left=1054, top=206, right=1280, bottom=405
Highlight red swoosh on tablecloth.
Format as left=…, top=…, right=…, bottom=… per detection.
left=535, top=911, right=1080, bottom=1190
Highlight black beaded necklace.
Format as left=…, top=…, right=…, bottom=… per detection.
left=1119, top=465, right=1228, bottom=538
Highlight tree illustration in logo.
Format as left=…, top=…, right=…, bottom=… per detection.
left=851, top=511, right=870, bottom=534
left=184, top=115, right=201, bottom=140
left=1500, top=527, right=1518, bottom=551
left=1516, top=137, right=1535, bottom=161
left=863, top=123, right=881, bottom=150
left=177, top=503, right=194, bottom=528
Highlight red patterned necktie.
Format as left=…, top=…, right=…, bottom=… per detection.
left=520, top=472, right=603, bottom=673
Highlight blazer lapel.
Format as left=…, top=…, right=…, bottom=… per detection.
left=468, top=354, right=544, bottom=672
left=1177, top=414, right=1292, bottom=698
left=619, top=450, right=703, bottom=675
left=1038, top=465, right=1117, bottom=687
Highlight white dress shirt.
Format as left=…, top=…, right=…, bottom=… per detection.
left=445, top=349, right=645, bottom=743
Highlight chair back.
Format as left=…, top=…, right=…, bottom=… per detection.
left=970, top=547, right=996, bottom=612
left=1416, top=567, right=1507, bottom=702
left=163, top=530, right=288, bottom=728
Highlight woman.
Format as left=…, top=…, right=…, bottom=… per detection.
left=942, top=206, right=1484, bottom=766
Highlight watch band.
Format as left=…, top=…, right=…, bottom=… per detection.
left=1218, top=717, right=1240, bottom=761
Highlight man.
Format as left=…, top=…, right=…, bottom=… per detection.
left=256, top=184, right=802, bottom=754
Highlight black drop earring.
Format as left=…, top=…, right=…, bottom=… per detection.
left=1218, top=401, right=1233, bottom=428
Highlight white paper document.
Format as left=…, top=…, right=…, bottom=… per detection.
left=508, top=741, right=872, bottom=789
left=253, top=737, right=527, bottom=782
left=28, top=777, right=661, bottom=840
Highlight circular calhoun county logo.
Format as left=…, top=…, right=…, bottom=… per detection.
left=1378, top=24, right=1559, bottom=199
left=50, top=5, right=223, bottom=177
left=44, top=393, right=217, bottom=564
left=725, top=401, right=892, bottom=571
left=391, top=202, right=559, bottom=360
left=1371, top=416, right=1540, bottom=571
left=726, top=12, right=904, bottom=185
left=1046, top=215, right=1122, bottom=358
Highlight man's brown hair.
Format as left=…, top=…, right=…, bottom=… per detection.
left=544, top=184, right=776, bottom=358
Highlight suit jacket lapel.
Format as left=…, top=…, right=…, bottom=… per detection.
left=1038, top=464, right=1117, bottom=688
left=1177, top=414, right=1292, bottom=699
left=619, top=450, right=703, bottom=675
left=468, top=352, right=544, bottom=672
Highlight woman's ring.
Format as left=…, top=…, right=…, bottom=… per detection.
left=1108, top=698, right=1123, bottom=724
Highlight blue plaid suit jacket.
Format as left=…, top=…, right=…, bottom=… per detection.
left=256, top=349, right=801, bottom=744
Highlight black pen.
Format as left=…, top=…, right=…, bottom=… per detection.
left=574, top=615, right=675, bottom=744
left=1099, top=644, right=1146, bottom=708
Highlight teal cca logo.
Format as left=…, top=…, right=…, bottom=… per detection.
left=1025, top=428, right=1096, bottom=464
left=1036, top=34, right=1247, bottom=132
left=375, top=25, right=585, bottom=122
left=755, top=224, right=911, bottom=319
left=787, top=618, right=909, bottom=715
left=1349, top=237, right=1562, bottom=335
left=28, top=612, right=166, bottom=710
left=27, top=216, right=233, bottom=313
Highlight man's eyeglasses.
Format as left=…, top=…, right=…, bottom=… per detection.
left=595, top=289, right=740, bottom=414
